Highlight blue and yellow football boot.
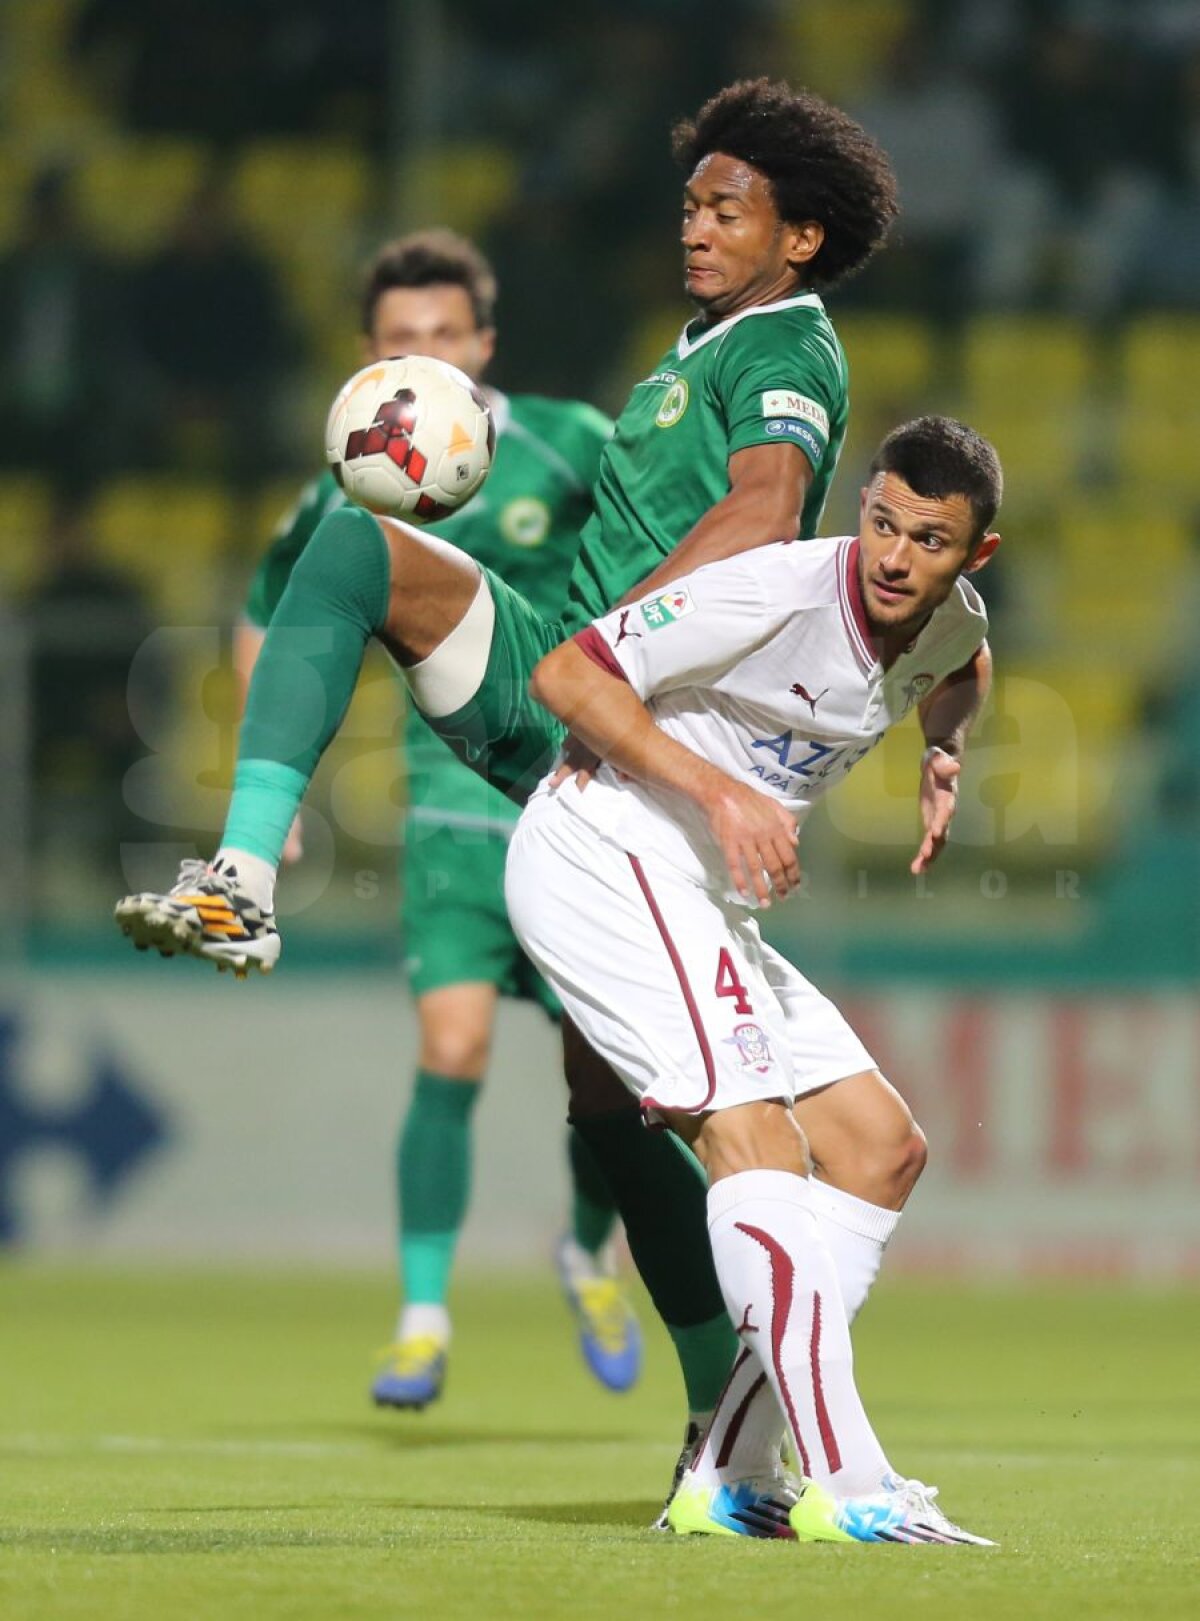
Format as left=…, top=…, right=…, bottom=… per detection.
left=370, top=1336, right=448, bottom=1410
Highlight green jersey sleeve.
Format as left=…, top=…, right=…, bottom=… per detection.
left=244, top=472, right=346, bottom=627
left=713, top=308, right=848, bottom=473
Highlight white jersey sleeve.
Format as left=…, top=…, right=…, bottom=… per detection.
left=578, top=547, right=797, bottom=699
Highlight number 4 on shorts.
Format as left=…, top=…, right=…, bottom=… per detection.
left=715, top=948, right=753, bottom=1015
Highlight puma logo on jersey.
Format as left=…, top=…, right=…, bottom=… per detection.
left=615, top=609, right=641, bottom=645
left=736, top=1303, right=760, bottom=1336
left=791, top=682, right=829, bottom=717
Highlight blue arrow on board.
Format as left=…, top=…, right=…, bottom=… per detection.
left=0, top=1013, right=168, bottom=1243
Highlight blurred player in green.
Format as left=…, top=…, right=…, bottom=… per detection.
left=119, top=80, right=904, bottom=1512
left=236, top=230, right=640, bottom=1408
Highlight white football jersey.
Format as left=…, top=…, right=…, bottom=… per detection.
left=541, top=534, right=987, bottom=903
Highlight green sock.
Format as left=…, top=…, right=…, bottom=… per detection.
left=569, top=1111, right=738, bottom=1413
left=398, top=1070, right=481, bottom=1305
left=667, top=1314, right=742, bottom=1417
left=224, top=506, right=390, bottom=865
left=567, top=1127, right=619, bottom=1255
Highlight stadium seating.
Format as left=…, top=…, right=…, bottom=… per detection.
left=91, top=478, right=235, bottom=619
left=0, top=476, right=52, bottom=598
left=960, top=316, right=1096, bottom=510
left=776, top=0, right=914, bottom=99
left=835, top=315, right=938, bottom=405
left=397, top=144, right=519, bottom=239
left=71, top=141, right=208, bottom=257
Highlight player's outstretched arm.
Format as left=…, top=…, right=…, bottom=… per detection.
left=911, top=641, right=992, bottom=875
left=616, top=442, right=812, bottom=604
left=530, top=639, right=799, bottom=904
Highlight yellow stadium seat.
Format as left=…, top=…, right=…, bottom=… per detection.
left=0, top=147, right=38, bottom=252
left=1004, top=662, right=1137, bottom=746
left=829, top=665, right=1131, bottom=867
left=776, top=0, right=913, bottom=99
left=962, top=315, right=1095, bottom=411
left=1048, top=503, right=1190, bottom=674
left=249, top=481, right=311, bottom=553
left=4, top=0, right=100, bottom=139
left=965, top=408, right=1082, bottom=506
left=0, top=475, right=52, bottom=596
left=71, top=141, right=209, bottom=257
left=836, top=316, right=938, bottom=406
left=1112, top=408, right=1200, bottom=504
left=1121, top=317, right=1200, bottom=414
left=1060, top=586, right=1187, bottom=677
left=622, top=306, right=686, bottom=384
left=232, top=142, right=369, bottom=256
left=91, top=479, right=234, bottom=619
left=323, top=653, right=406, bottom=847
left=163, top=639, right=244, bottom=813
left=823, top=710, right=926, bottom=856
left=396, top=143, right=518, bottom=239
left=1057, top=503, right=1188, bottom=573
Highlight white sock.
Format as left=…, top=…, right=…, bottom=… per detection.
left=809, top=1180, right=901, bottom=1324
left=706, top=1169, right=891, bottom=1496
left=557, top=1235, right=615, bottom=1284
left=213, top=848, right=277, bottom=911
left=691, top=1345, right=783, bottom=1487
left=397, top=1303, right=451, bottom=1345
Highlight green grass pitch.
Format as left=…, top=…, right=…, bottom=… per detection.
left=1, top=1267, right=1197, bottom=1620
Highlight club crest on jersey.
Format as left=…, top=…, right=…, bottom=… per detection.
left=725, top=1022, right=773, bottom=1074
left=902, top=672, right=936, bottom=710
left=641, top=588, right=695, bottom=630
left=655, top=378, right=690, bottom=428
left=500, top=496, right=550, bottom=548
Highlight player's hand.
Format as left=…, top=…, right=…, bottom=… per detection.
left=705, top=780, right=800, bottom=905
left=549, top=733, right=601, bottom=792
left=281, top=812, right=304, bottom=865
left=911, top=746, right=960, bottom=874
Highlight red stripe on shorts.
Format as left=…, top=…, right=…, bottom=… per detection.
left=626, top=852, right=718, bottom=1113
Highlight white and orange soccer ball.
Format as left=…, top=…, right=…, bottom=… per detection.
left=325, top=354, right=495, bottom=522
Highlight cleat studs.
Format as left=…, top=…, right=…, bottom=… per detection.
left=158, top=949, right=175, bottom=958
left=135, top=943, right=149, bottom=952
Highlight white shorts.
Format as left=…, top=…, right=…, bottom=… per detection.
left=505, top=793, right=875, bottom=1117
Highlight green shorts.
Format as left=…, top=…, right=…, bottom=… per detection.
left=424, top=566, right=567, bottom=804
left=401, top=818, right=560, bottom=1017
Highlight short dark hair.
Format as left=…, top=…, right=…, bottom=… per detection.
left=671, top=79, right=898, bottom=290
left=361, top=229, right=497, bottom=335
left=869, top=416, right=1004, bottom=540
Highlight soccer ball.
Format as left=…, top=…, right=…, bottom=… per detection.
left=325, top=354, right=495, bottom=522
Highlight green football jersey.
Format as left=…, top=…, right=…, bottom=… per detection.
left=244, top=391, right=611, bottom=829
left=562, top=292, right=848, bottom=631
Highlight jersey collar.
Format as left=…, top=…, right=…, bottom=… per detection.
left=836, top=538, right=878, bottom=676
left=676, top=292, right=825, bottom=360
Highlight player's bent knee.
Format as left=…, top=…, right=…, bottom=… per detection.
left=900, top=1121, right=928, bottom=1187
left=862, top=1122, right=927, bottom=1206
left=378, top=517, right=487, bottom=675
left=419, top=1030, right=491, bottom=1080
